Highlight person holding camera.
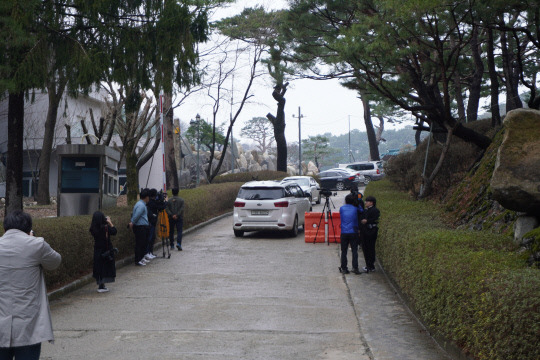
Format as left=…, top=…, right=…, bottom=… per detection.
left=339, top=194, right=364, bottom=275
left=0, top=210, right=62, bottom=359
left=361, top=196, right=380, bottom=273
left=145, top=189, right=167, bottom=260
left=166, top=188, right=184, bottom=251
left=90, top=211, right=118, bottom=293
left=129, top=189, right=150, bottom=266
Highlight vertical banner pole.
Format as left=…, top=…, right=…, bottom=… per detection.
left=160, top=90, right=166, bottom=193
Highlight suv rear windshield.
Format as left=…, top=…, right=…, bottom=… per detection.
left=237, top=187, right=285, bottom=200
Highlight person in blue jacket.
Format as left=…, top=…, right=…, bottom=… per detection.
left=339, top=194, right=364, bottom=274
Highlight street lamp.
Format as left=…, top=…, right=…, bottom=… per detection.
left=293, top=107, right=305, bottom=175
left=190, top=114, right=201, bottom=186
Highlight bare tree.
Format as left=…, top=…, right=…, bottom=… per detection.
left=240, top=117, right=275, bottom=153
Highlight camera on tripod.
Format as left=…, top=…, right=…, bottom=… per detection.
left=320, top=188, right=333, bottom=198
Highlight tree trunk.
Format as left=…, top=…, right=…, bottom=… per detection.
left=467, top=25, right=484, bottom=123
left=418, top=127, right=453, bottom=199
left=360, top=92, right=380, bottom=161
left=5, top=92, right=25, bottom=217
left=36, top=78, right=66, bottom=205
left=125, top=144, right=139, bottom=206
left=487, top=29, right=502, bottom=127
left=266, top=84, right=288, bottom=172
left=163, top=93, right=178, bottom=190
left=500, top=28, right=522, bottom=111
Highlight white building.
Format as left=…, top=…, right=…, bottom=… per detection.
left=0, top=90, right=163, bottom=198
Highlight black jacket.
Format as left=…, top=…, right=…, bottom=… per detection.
left=361, top=206, right=380, bottom=235
left=147, top=198, right=167, bottom=226
left=92, top=225, right=117, bottom=281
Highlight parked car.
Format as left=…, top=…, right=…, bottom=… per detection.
left=326, top=167, right=367, bottom=185
left=318, top=169, right=361, bottom=191
left=233, top=181, right=312, bottom=238
left=280, top=176, right=321, bottom=204
left=344, top=161, right=384, bottom=183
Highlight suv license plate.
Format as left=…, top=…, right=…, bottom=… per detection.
left=251, top=210, right=269, bottom=215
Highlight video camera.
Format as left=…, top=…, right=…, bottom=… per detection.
left=320, top=188, right=333, bottom=198
left=156, top=190, right=167, bottom=204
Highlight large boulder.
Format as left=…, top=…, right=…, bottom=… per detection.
left=251, top=149, right=260, bottom=164
left=238, top=154, right=248, bottom=169
left=248, top=163, right=262, bottom=172
left=491, top=109, right=540, bottom=215
left=287, top=165, right=297, bottom=176
left=307, top=161, right=318, bottom=174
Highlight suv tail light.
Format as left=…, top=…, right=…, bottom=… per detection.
left=348, top=176, right=355, bottom=180
left=234, top=201, right=245, bottom=207
left=376, top=169, right=380, bottom=174
left=274, top=201, right=289, bottom=207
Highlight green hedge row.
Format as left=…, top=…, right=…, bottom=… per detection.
left=1, top=182, right=243, bottom=290
left=212, top=170, right=288, bottom=183
left=370, top=180, right=540, bottom=360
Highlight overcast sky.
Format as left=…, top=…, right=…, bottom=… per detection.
left=175, top=0, right=404, bottom=145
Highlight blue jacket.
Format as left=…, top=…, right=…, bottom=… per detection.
left=131, top=200, right=149, bottom=226
left=339, top=204, right=363, bottom=234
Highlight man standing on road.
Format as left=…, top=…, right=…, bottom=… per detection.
left=130, top=189, right=150, bottom=266
left=166, top=188, right=185, bottom=251
left=339, top=194, right=363, bottom=275
left=361, top=196, right=380, bottom=273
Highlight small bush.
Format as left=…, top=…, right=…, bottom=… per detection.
left=0, top=182, right=243, bottom=290
left=212, top=170, right=288, bottom=184
left=370, top=180, right=540, bottom=360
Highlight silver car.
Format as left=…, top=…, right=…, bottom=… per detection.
left=280, top=176, right=321, bottom=204
left=344, top=162, right=384, bottom=183
left=233, top=181, right=312, bottom=238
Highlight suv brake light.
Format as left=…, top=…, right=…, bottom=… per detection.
left=234, top=201, right=245, bottom=207
left=376, top=169, right=380, bottom=174
left=274, top=201, right=289, bottom=207
left=348, top=176, right=355, bottom=180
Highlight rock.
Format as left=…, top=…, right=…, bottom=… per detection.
left=178, top=170, right=191, bottom=187
left=267, top=160, right=276, bottom=171
left=307, top=161, right=318, bottom=174
left=236, top=143, right=244, bottom=155
left=287, top=166, right=297, bottom=176
left=239, top=154, right=248, bottom=169
left=248, top=163, right=262, bottom=172
left=491, top=109, right=540, bottom=215
left=262, top=164, right=268, bottom=171
left=251, top=150, right=259, bottom=164
left=514, top=214, right=540, bottom=244
left=245, top=151, right=253, bottom=163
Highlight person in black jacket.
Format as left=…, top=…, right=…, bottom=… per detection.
left=360, top=196, right=380, bottom=273
left=90, top=211, right=117, bottom=293
left=145, top=189, right=167, bottom=260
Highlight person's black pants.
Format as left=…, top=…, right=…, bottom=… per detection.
left=361, top=229, right=378, bottom=269
left=169, top=217, right=183, bottom=248
left=133, top=225, right=149, bottom=263
left=340, top=233, right=359, bottom=270
left=0, top=343, right=41, bottom=360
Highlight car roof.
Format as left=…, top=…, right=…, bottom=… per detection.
left=241, top=180, right=287, bottom=188
left=282, top=176, right=314, bottom=180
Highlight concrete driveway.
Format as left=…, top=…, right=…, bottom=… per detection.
left=42, top=190, right=451, bottom=360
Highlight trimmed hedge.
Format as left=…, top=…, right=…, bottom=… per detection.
left=370, top=180, right=540, bottom=360
left=212, top=170, right=288, bottom=183
left=0, top=182, right=243, bottom=290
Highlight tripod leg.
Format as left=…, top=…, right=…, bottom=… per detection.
left=162, top=237, right=166, bottom=258
left=328, top=212, right=338, bottom=244
left=313, top=200, right=329, bottom=243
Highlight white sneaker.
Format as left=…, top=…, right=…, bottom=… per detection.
left=148, top=253, right=157, bottom=259
left=144, top=254, right=153, bottom=261
left=97, top=287, right=109, bottom=293
left=137, top=260, right=147, bottom=266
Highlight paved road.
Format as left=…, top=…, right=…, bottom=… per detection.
left=42, top=191, right=451, bottom=360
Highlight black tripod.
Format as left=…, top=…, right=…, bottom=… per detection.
left=313, top=195, right=338, bottom=245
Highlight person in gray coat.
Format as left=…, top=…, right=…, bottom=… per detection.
left=0, top=210, right=62, bottom=360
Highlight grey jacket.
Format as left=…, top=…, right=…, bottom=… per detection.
left=166, top=196, right=184, bottom=219
left=0, top=229, right=62, bottom=347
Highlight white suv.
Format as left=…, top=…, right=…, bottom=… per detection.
left=233, top=181, right=312, bottom=238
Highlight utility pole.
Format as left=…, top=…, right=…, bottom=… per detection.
left=348, top=115, right=351, bottom=162
left=293, top=107, right=305, bottom=175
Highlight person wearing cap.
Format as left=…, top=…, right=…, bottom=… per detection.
left=361, top=195, right=380, bottom=273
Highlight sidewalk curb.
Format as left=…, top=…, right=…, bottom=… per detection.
left=374, top=262, right=473, bottom=360
left=48, top=212, right=233, bottom=301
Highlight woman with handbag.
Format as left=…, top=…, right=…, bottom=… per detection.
left=90, top=211, right=117, bottom=293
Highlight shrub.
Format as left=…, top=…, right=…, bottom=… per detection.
left=212, top=170, right=288, bottom=184
left=0, top=182, right=243, bottom=290
left=370, top=180, right=540, bottom=360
